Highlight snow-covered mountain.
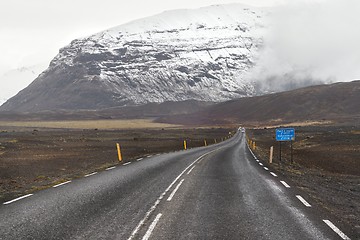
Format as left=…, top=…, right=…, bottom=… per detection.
left=0, top=4, right=268, bottom=112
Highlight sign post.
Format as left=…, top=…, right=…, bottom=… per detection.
left=279, top=141, right=282, bottom=162
left=276, top=128, right=295, bottom=163
left=290, top=140, right=293, bottom=163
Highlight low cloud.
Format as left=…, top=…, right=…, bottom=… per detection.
left=248, top=0, right=360, bottom=92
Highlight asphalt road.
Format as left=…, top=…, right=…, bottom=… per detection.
left=0, top=130, right=354, bottom=239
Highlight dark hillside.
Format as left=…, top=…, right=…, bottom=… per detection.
left=158, top=80, right=360, bottom=125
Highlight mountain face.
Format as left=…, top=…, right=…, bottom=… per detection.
left=0, top=4, right=267, bottom=112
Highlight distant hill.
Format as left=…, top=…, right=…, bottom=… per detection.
left=157, top=81, right=360, bottom=125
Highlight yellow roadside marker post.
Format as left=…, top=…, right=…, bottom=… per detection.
left=116, top=143, right=123, bottom=162
left=183, top=140, right=187, bottom=150
left=204, top=139, right=207, bottom=146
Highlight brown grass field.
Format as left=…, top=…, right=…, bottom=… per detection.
left=0, top=119, right=180, bottom=130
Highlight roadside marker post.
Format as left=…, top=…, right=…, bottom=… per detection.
left=116, top=143, right=123, bottom=162
left=269, top=146, right=273, bottom=164
left=214, top=139, right=217, bottom=144
left=183, top=140, right=187, bottom=150
left=204, top=140, right=207, bottom=146
left=252, top=141, right=256, bottom=150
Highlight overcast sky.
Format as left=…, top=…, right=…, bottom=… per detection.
left=0, top=0, right=287, bottom=73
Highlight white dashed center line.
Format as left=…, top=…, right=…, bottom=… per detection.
left=259, top=163, right=263, bottom=166
left=263, top=167, right=269, bottom=171
left=187, top=166, right=196, bottom=175
left=128, top=148, right=223, bottom=240
left=142, top=213, right=162, bottom=240
left=270, top=172, right=278, bottom=177
left=167, top=179, right=185, bottom=201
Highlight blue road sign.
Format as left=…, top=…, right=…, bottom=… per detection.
left=276, top=128, right=295, bottom=141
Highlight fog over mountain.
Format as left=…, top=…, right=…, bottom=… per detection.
left=0, top=65, right=47, bottom=105
left=247, top=0, right=360, bottom=92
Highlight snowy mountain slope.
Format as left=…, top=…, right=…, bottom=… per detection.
left=0, top=4, right=268, bottom=112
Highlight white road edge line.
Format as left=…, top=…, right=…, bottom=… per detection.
left=147, top=155, right=152, bottom=158
left=3, top=194, right=33, bottom=205
left=280, top=181, right=291, bottom=188
left=106, top=166, right=116, bottom=171
left=53, top=181, right=71, bottom=188
left=128, top=147, right=223, bottom=240
left=259, top=163, right=263, bottom=166
left=187, top=166, right=196, bottom=175
left=264, top=167, right=269, bottom=171
left=270, top=172, right=278, bottom=177
left=85, top=172, right=97, bottom=177
left=323, top=220, right=351, bottom=240
left=123, top=162, right=131, bottom=166
left=296, top=195, right=311, bottom=207
left=167, top=179, right=185, bottom=201
left=137, top=158, right=143, bottom=161
left=142, top=213, right=163, bottom=240
left=164, top=148, right=220, bottom=193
